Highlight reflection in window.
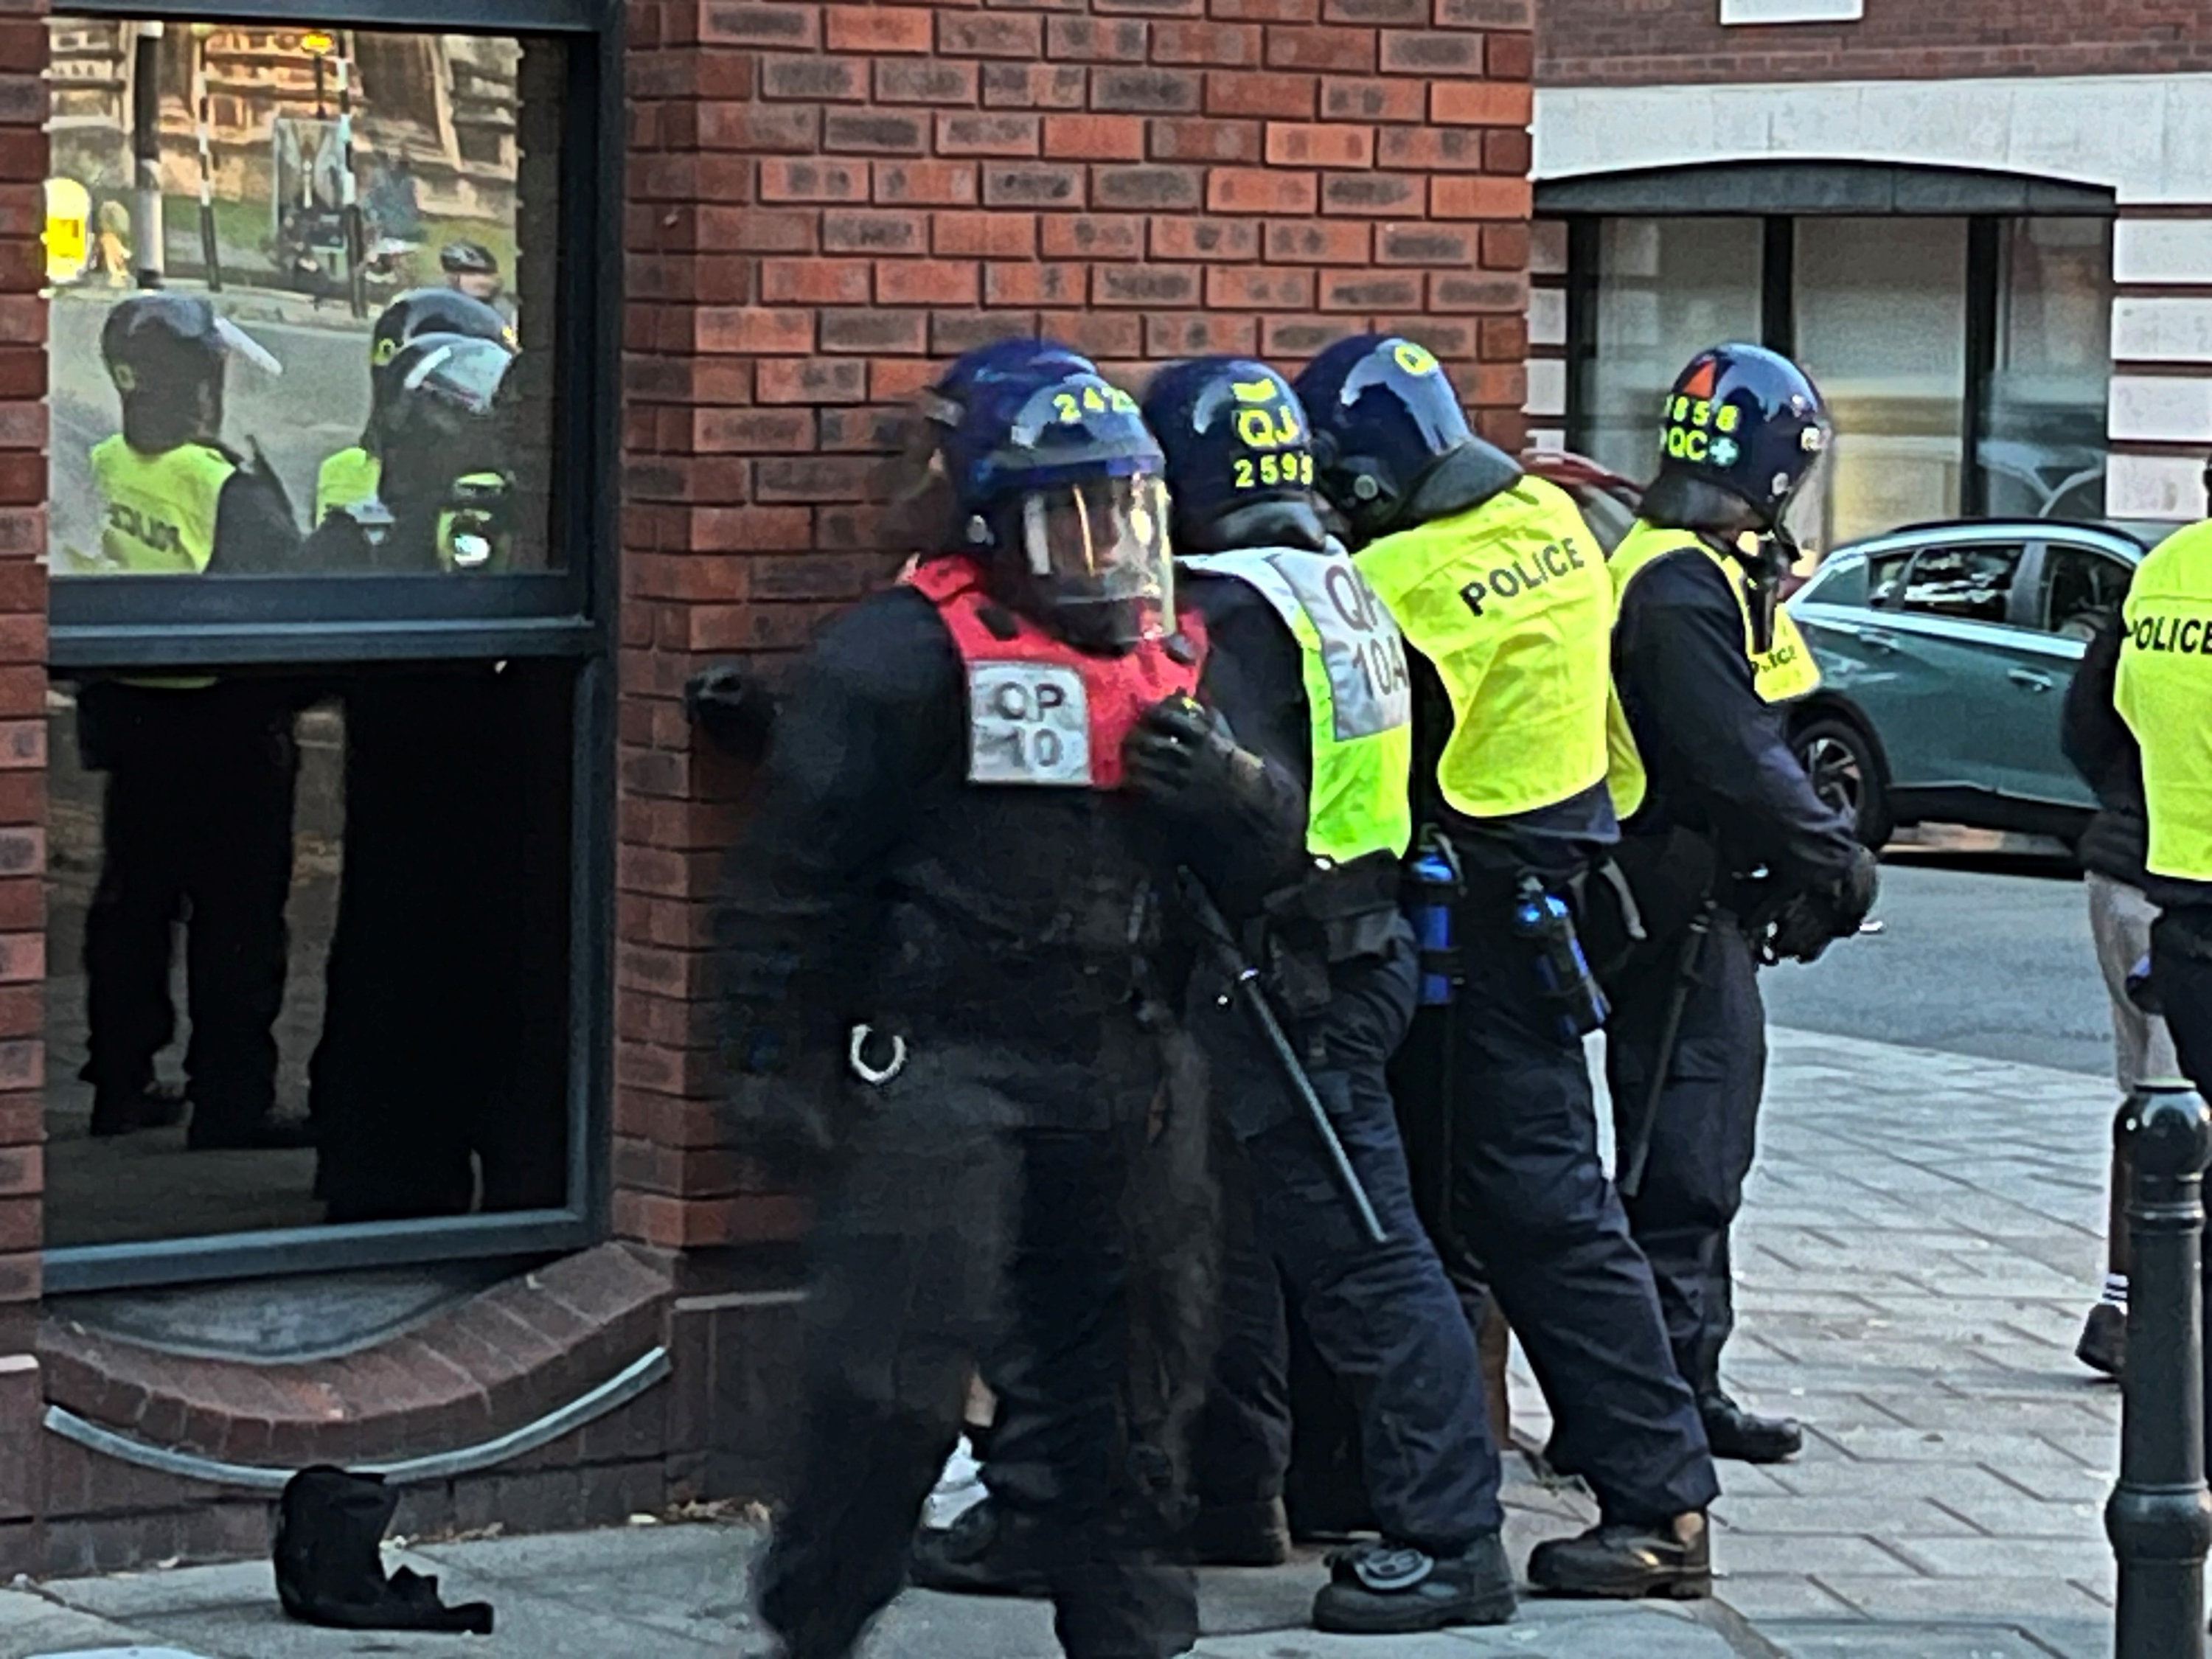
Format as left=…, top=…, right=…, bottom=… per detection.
left=1794, top=218, right=1969, bottom=548
left=1586, top=217, right=1764, bottom=485
left=45, top=19, right=560, bottom=580
left=1983, top=219, right=2112, bottom=524
left=1890, top=545, right=2022, bottom=625
left=46, top=664, right=574, bottom=1248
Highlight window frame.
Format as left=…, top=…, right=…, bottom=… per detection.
left=1882, top=540, right=2029, bottom=629
left=1552, top=192, right=2115, bottom=534
left=41, top=0, right=622, bottom=1295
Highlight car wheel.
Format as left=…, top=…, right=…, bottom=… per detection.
left=1794, top=714, right=1892, bottom=849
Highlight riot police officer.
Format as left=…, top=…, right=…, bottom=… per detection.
left=315, top=287, right=512, bottom=529
left=78, top=293, right=305, bottom=1147
left=1152, top=357, right=1512, bottom=1631
left=2112, top=484, right=2212, bottom=1470
left=307, top=334, right=561, bottom=1221
left=734, top=341, right=1300, bottom=1659
left=1600, top=346, right=1877, bottom=1464
left=1296, top=335, right=1719, bottom=1599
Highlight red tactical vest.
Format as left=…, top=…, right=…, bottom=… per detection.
left=903, top=554, right=1206, bottom=790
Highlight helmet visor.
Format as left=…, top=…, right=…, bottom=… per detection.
left=1017, top=473, right=1174, bottom=647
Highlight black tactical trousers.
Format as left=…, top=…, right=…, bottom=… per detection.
left=1604, top=912, right=1766, bottom=1399
left=1414, top=874, right=1718, bottom=1527
left=758, top=1038, right=1198, bottom=1659
left=2145, top=910, right=2212, bottom=1482
left=82, top=681, right=296, bottom=1132
left=1188, top=927, right=1504, bottom=1549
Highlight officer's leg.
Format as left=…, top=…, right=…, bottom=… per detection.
left=1190, top=1136, right=1294, bottom=1562
left=1605, top=919, right=1790, bottom=1458
left=83, top=688, right=187, bottom=1129
left=1000, top=1124, right=1197, bottom=1659
left=1449, top=900, right=1716, bottom=1594
left=2147, top=917, right=2212, bottom=1485
left=755, top=1074, right=1014, bottom=1658
left=1231, top=937, right=1512, bottom=1631
left=179, top=684, right=297, bottom=1147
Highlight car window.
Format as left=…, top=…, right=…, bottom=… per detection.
left=2038, top=543, right=2133, bottom=641
left=1879, top=543, right=2025, bottom=625
left=1866, top=551, right=1913, bottom=606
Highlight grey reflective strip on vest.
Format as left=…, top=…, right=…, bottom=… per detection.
left=1184, top=547, right=1412, bottom=741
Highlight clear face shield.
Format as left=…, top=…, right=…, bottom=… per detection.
left=1739, top=430, right=1830, bottom=655
left=1013, top=473, right=1175, bottom=652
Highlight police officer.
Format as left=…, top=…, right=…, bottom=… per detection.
left=78, top=293, right=305, bottom=1147
left=315, top=287, right=512, bottom=529
left=307, top=333, right=559, bottom=1221
left=1295, top=335, right=1719, bottom=1598
left=735, top=341, right=1301, bottom=1659
left=2112, top=485, right=2212, bottom=1468
left=1155, top=357, right=1514, bottom=1630
left=1601, top=345, right=1877, bottom=1465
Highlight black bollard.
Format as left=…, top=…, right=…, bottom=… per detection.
left=2107, top=1081, right=2212, bottom=1658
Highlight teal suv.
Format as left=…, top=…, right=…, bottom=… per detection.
left=1784, top=520, right=2153, bottom=848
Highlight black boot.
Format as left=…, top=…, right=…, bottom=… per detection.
left=1699, top=1391, right=1803, bottom=1463
left=88, top=1082, right=187, bottom=1138
left=908, top=1500, right=1050, bottom=1599
left=2076, top=1303, right=2125, bottom=1380
left=1526, top=1514, right=1711, bottom=1600
left=275, top=1467, right=493, bottom=1633
left=1312, top=1534, right=1517, bottom=1634
left=1189, top=1498, right=1290, bottom=1567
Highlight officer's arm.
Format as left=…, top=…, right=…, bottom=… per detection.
left=1179, top=601, right=1311, bottom=910
left=714, top=588, right=955, bottom=1085
left=2062, top=608, right=2132, bottom=800
left=208, top=469, right=304, bottom=574
left=1621, top=557, right=1858, bottom=892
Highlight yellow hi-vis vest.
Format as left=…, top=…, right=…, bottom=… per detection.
left=1352, top=476, right=1613, bottom=821
left=2116, top=518, right=2212, bottom=883
left=1604, top=520, right=1824, bottom=821
left=316, top=446, right=382, bottom=526
left=87, top=436, right=236, bottom=574
left=1180, top=546, right=1416, bottom=863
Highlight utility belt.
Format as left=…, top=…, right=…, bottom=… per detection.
left=1402, top=827, right=1609, bottom=1042
left=1580, top=823, right=1720, bottom=990
left=1231, top=850, right=1404, bottom=1024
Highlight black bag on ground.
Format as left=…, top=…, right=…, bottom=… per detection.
left=274, top=1466, right=495, bottom=1635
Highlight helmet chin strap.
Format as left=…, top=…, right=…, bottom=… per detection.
left=1716, top=525, right=1797, bottom=656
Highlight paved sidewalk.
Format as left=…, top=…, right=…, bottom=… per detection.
left=0, top=1024, right=2131, bottom=1658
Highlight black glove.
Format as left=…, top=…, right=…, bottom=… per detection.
left=1760, top=846, right=1879, bottom=966
left=1829, top=844, right=1880, bottom=935
left=1122, top=695, right=1270, bottom=814
left=685, top=664, right=779, bottom=762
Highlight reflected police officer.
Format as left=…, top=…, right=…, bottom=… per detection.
left=77, top=293, right=305, bottom=1148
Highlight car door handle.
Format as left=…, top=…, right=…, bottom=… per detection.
left=1857, top=628, right=1901, bottom=655
left=2008, top=667, right=2055, bottom=693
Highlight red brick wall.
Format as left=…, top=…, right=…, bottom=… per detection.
left=1542, top=0, right=2212, bottom=86
left=0, top=0, right=46, bottom=1544
left=613, top=0, right=1537, bottom=1252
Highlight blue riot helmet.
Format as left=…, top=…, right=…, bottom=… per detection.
left=1141, top=357, right=1328, bottom=555
left=1652, top=344, right=1832, bottom=533
left=366, top=287, right=513, bottom=444
left=1294, top=333, right=1481, bottom=549
left=884, top=337, right=1098, bottom=554
left=939, top=359, right=1172, bottom=653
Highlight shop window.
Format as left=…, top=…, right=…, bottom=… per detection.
left=1794, top=218, right=1970, bottom=549
left=42, top=2, right=616, bottom=1292
left=1982, top=220, right=2112, bottom=523
left=1585, top=217, right=1764, bottom=484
